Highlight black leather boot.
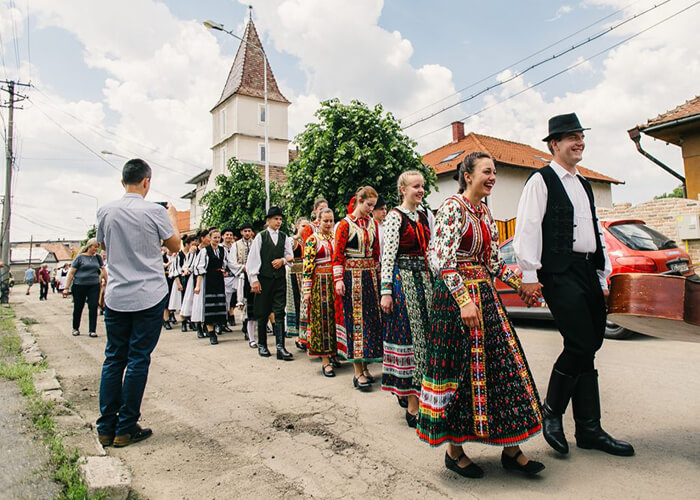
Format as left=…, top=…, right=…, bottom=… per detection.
left=163, top=320, right=172, bottom=330
left=572, top=370, right=634, bottom=456
left=221, top=323, right=232, bottom=333
left=542, top=368, right=578, bottom=455
left=228, top=314, right=236, bottom=327
left=209, top=330, right=218, bottom=345
left=242, top=319, right=248, bottom=337
left=180, top=320, right=188, bottom=332
left=275, top=323, right=293, bottom=361
left=196, top=323, right=204, bottom=339
left=257, top=320, right=270, bottom=357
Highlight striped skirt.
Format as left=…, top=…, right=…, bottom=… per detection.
left=381, top=255, right=432, bottom=398
left=417, top=264, right=542, bottom=447
left=334, top=257, right=383, bottom=363
left=306, top=265, right=337, bottom=357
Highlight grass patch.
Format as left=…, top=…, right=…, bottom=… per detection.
left=0, top=308, right=97, bottom=499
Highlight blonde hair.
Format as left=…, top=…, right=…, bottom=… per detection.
left=397, top=170, right=424, bottom=201
left=80, top=238, right=98, bottom=254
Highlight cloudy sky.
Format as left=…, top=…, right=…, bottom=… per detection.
left=1, top=0, right=698, bottom=241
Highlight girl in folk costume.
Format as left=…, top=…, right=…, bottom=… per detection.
left=333, top=186, right=383, bottom=390
left=234, top=222, right=258, bottom=348
left=417, top=153, right=544, bottom=479
left=296, top=198, right=329, bottom=350
left=166, top=244, right=183, bottom=322
left=285, top=217, right=310, bottom=339
left=162, top=247, right=176, bottom=330
left=180, top=233, right=202, bottom=332
left=175, top=236, right=196, bottom=332
left=380, top=171, right=433, bottom=428
left=302, top=208, right=339, bottom=377
left=191, top=230, right=211, bottom=340
left=194, top=228, right=228, bottom=345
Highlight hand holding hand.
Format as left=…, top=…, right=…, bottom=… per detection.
left=380, top=295, right=393, bottom=315
left=519, top=282, right=543, bottom=308
left=251, top=281, right=262, bottom=294
left=460, top=302, right=479, bottom=330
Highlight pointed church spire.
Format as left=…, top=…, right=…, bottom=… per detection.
left=213, top=17, right=289, bottom=109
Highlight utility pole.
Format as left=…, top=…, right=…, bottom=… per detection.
left=1, top=80, right=30, bottom=304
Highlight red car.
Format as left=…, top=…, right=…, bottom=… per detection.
left=496, top=219, right=695, bottom=339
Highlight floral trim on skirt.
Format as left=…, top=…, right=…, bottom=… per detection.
left=306, top=265, right=338, bottom=357
left=417, top=264, right=542, bottom=447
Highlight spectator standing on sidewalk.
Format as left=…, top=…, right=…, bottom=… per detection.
left=24, top=266, right=36, bottom=295
left=38, top=264, right=51, bottom=301
left=95, top=158, right=180, bottom=448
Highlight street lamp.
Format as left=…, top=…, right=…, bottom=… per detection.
left=71, top=190, right=99, bottom=225
left=204, top=18, right=271, bottom=212
left=75, top=217, right=89, bottom=229
left=101, top=150, right=129, bottom=160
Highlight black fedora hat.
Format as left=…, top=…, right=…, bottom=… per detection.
left=542, top=113, right=590, bottom=142
left=238, top=221, right=253, bottom=232
left=266, top=206, right=284, bottom=219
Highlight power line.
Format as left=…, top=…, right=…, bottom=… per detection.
left=400, top=0, right=645, bottom=122
left=416, top=1, right=699, bottom=140
left=403, top=0, right=672, bottom=130
left=8, top=0, right=21, bottom=70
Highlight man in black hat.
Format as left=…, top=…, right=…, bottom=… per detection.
left=233, top=221, right=256, bottom=347
left=513, top=113, right=634, bottom=458
left=245, top=207, right=294, bottom=360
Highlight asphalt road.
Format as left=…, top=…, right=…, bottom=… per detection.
left=11, top=285, right=700, bottom=499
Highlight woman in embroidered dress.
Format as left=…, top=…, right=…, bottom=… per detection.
left=195, top=228, right=228, bottom=345
left=302, top=208, right=339, bottom=377
left=417, top=152, right=545, bottom=478
left=285, top=217, right=310, bottom=339
left=180, top=233, right=201, bottom=331
left=380, top=171, right=433, bottom=428
left=191, top=230, right=211, bottom=340
left=333, top=186, right=383, bottom=390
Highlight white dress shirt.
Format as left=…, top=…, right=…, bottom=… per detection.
left=245, top=228, right=294, bottom=285
left=513, top=161, right=612, bottom=289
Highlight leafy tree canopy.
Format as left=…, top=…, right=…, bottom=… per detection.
left=200, top=158, right=285, bottom=233
left=654, top=184, right=685, bottom=199
left=285, top=98, right=436, bottom=221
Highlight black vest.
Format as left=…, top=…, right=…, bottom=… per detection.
left=533, top=165, right=605, bottom=274
left=259, top=230, right=287, bottom=279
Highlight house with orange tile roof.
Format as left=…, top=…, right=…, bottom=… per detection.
left=423, top=122, right=622, bottom=225
left=632, top=95, right=700, bottom=201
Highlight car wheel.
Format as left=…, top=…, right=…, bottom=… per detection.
left=605, top=320, right=635, bottom=340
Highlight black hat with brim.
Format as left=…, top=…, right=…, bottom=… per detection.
left=238, top=221, right=253, bottom=232
left=542, top=112, right=590, bottom=142
left=266, top=206, right=284, bottom=219
left=375, top=195, right=387, bottom=208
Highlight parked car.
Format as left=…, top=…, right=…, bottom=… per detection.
left=496, top=219, right=695, bottom=339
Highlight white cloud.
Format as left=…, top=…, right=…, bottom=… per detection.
left=546, top=5, right=574, bottom=22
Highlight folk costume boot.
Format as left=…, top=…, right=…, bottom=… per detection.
left=196, top=322, right=205, bottom=339
left=180, top=320, right=188, bottom=333
left=572, top=370, right=635, bottom=457
left=257, top=320, right=271, bottom=357
left=228, top=314, right=236, bottom=327
left=275, top=323, right=293, bottom=361
left=542, top=368, right=578, bottom=455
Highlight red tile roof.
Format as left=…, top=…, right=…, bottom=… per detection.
left=212, top=19, right=289, bottom=110
left=422, top=132, right=621, bottom=184
left=640, top=96, right=700, bottom=129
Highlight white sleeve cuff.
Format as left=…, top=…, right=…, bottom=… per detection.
left=521, top=270, right=539, bottom=283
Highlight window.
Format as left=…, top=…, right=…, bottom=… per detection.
left=258, top=103, right=266, bottom=124
left=500, top=241, right=517, bottom=265
left=608, top=223, right=677, bottom=251
left=439, top=150, right=464, bottom=163
left=220, top=109, right=227, bottom=136
left=221, top=147, right=227, bottom=170
left=258, top=143, right=266, bottom=162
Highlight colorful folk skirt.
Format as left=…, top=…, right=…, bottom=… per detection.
left=382, top=255, right=433, bottom=398
left=417, top=263, right=542, bottom=447
left=306, top=265, right=338, bottom=357
left=285, top=261, right=303, bottom=337
left=335, top=257, right=383, bottom=363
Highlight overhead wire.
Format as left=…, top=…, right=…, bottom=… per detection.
left=402, top=0, right=671, bottom=130
left=400, top=0, right=644, bottom=122
left=416, top=0, right=699, bottom=140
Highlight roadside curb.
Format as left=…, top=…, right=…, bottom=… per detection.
left=15, top=318, right=133, bottom=499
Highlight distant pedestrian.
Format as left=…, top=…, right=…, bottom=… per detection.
left=38, top=264, right=51, bottom=301
left=24, top=266, right=36, bottom=295
left=63, top=238, right=106, bottom=337
left=95, top=158, right=180, bottom=448
left=50, top=267, right=58, bottom=293
left=57, top=263, right=70, bottom=295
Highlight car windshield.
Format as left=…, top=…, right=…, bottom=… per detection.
left=607, top=223, right=677, bottom=251
left=500, top=241, right=517, bottom=265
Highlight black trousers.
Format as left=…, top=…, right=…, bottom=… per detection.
left=72, top=283, right=100, bottom=332
left=540, top=257, right=606, bottom=376
left=40, top=282, right=49, bottom=300
left=254, top=275, right=286, bottom=323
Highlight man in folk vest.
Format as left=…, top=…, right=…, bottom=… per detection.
left=245, top=207, right=294, bottom=360
left=513, top=113, right=634, bottom=457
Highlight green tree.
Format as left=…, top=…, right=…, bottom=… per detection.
left=285, top=98, right=436, bottom=221
left=80, top=226, right=96, bottom=247
left=200, top=158, right=285, bottom=233
left=654, top=184, right=685, bottom=199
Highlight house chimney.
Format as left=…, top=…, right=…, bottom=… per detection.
left=451, top=121, right=465, bottom=143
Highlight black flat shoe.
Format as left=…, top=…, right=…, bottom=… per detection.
left=180, top=322, right=188, bottom=332
left=209, top=332, right=218, bottom=345
left=330, top=357, right=342, bottom=368
left=353, top=376, right=371, bottom=390
left=396, top=395, right=408, bottom=408
left=362, top=370, right=375, bottom=384
left=405, top=410, right=417, bottom=428
left=501, top=450, right=545, bottom=476
left=444, top=452, right=484, bottom=479
left=294, top=339, right=307, bottom=351
left=322, top=364, right=336, bottom=378
left=221, top=325, right=232, bottom=333
left=249, top=340, right=258, bottom=349
left=163, top=321, right=172, bottom=330
left=258, top=345, right=271, bottom=357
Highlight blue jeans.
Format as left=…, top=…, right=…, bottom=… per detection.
left=97, top=295, right=167, bottom=436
